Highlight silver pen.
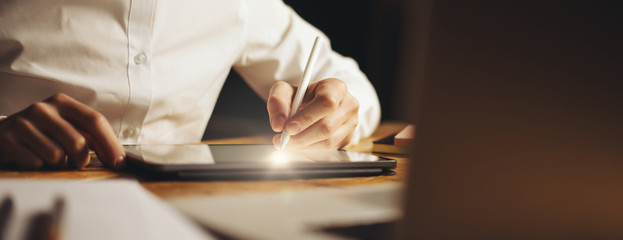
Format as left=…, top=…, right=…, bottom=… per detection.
left=279, top=36, right=322, bottom=150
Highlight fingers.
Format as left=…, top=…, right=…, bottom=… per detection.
left=0, top=93, right=124, bottom=170
left=45, top=93, right=125, bottom=168
left=27, top=102, right=90, bottom=168
left=12, top=116, right=67, bottom=168
left=271, top=79, right=360, bottom=150
left=0, top=135, right=44, bottom=170
left=274, top=114, right=358, bottom=150
left=307, top=129, right=355, bottom=150
left=284, top=79, right=347, bottom=136
left=12, top=144, right=45, bottom=170
left=287, top=113, right=347, bottom=146
left=267, top=81, right=295, bottom=132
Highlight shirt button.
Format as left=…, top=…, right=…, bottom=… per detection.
left=122, top=128, right=138, bottom=138
left=134, top=53, right=147, bottom=64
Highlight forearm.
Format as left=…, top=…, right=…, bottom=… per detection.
left=234, top=0, right=381, bottom=142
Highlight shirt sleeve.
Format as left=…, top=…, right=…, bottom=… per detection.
left=233, top=0, right=381, bottom=143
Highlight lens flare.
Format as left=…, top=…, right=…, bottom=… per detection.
left=270, top=151, right=288, bottom=166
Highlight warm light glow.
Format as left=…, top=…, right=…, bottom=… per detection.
left=270, top=151, right=288, bottom=166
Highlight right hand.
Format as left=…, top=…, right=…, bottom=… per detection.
left=0, top=93, right=125, bottom=170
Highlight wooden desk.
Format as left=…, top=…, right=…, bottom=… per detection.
left=0, top=122, right=409, bottom=200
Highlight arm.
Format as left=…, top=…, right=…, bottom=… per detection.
left=233, top=0, right=381, bottom=149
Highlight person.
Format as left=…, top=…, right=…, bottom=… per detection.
left=0, top=0, right=381, bottom=170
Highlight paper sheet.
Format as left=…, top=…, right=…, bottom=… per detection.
left=168, top=183, right=403, bottom=240
left=0, top=179, right=212, bottom=240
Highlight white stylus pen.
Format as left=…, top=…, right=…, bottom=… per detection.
left=279, top=36, right=321, bottom=150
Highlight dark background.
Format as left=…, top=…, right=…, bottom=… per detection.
left=203, top=0, right=404, bottom=140
left=401, top=1, right=623, bottom=238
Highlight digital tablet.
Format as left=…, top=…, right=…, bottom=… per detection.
left=124, top=144, right=396, bottom=180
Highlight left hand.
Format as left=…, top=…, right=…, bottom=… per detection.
left=267, top=78, right=359, bottom=150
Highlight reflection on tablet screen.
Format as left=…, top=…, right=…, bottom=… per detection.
left=125, top=145, right=381, bottom=165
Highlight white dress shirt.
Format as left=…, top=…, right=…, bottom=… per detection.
left=0, top=0, right=381, bottom=144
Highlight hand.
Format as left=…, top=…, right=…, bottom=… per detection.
left=267, top=78, right=359, bottom=149
left=0, top=93, right=125, bottom=170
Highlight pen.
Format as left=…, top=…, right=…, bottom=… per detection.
left=279, top=36, right=322, bottom=151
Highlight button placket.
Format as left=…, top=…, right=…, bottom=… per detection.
left=118, top=0, right=156, bottom=144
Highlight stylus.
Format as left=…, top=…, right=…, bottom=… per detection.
left=279, top=36, right=321, bottom=150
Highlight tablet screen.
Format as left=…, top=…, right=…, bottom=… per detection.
left=124, top=144, right=383, bottom=166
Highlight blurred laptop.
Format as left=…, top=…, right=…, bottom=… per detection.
left=400, top=1, right=623, bottom=239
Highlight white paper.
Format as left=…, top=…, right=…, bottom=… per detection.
left=0, top=179, right=212, bottom=240
left=168, top=183, right=403, bottom=240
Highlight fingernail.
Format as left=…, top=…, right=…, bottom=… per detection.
left=286, top=122, right=301, bottom=135
left=114, top=155, right=126, bottom=170
left=271, top=116, right=286, bottom=132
